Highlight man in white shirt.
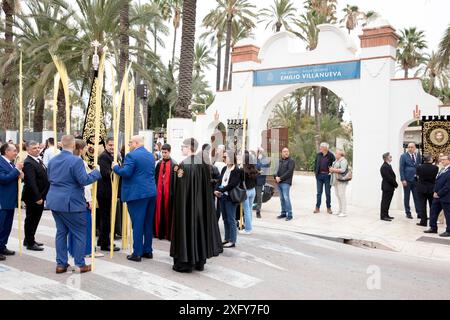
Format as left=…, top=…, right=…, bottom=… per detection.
left=43, top=137, right=58, bottom=167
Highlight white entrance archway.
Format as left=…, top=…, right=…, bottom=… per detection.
left=168, top=19, right=446, bottom=209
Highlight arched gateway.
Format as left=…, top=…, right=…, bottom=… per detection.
left=168, top=19, right=447, bottom=209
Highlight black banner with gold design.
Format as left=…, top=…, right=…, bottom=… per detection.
left=422, top=116, right=450, bottom=162
left=82, top=70, right=107, bottom=167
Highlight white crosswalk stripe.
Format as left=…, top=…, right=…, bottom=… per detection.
left=8, top=237, right=214, bottom=300
left=152, top=250, right=262, bottom=289
left=0, top=264, right=101, bottom=300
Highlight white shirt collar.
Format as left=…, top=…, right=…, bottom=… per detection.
left=28, top=154, right=41, bottom=162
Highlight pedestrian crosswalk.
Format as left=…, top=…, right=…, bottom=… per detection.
left=1, top=213, right=322, bottom=300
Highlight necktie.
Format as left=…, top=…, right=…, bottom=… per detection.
left=411, top=154, right=415, bottom=163
left=9, top=161, right=15, bottom=168
left=38, top=158, right=46, bottom=170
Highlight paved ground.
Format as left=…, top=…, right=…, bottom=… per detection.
left=1, top=207, right=450, bottom=300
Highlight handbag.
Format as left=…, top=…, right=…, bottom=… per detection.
left=229, top=186, right=247, bottom=203
left=337, top=167, right=352, bottom=182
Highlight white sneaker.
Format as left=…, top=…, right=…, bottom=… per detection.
left=338, top=213, right=347, bottom=217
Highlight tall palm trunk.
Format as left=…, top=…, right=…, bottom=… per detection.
left=228, top=58, right=233, bottom=90
left=119, top=0, right=130, bottom=132
left=404, top=67, right=409, bottom=78
left=174, top=0, right=197, bottom=118
left=135, top=26, right=146, bottom=132
left=216, top=34, right=223, bottom=91
left=1, top=0, right=15, bottom=131
left=33, top=97, right=45, bottom=132
left=222, top=14, right=233, bottom=91
left=320, top=87, right=328, bottom=114
left=57, top=85, right=66, bottom=133
left=313, top=86, right=321, bottom=151
left=171, top=9, right=181, bottom=68
left=276, top=22, right=282, bottom=32
left=295, top=95, right=302, bottom=135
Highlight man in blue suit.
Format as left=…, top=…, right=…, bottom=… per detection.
left=0, top=143, right=24, bottom=261
left=46, top=135, right=101, bottom=274
left=424, top=155, right=450, bottom=237
left=113, top=135, right=156, bottom=262
left=399, top=143, right=422, bottom=219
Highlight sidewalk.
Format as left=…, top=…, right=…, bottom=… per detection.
left=253, top=173, right=450, bottom=262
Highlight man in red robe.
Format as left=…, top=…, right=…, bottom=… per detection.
left=154, top=144, right=177, bottom=240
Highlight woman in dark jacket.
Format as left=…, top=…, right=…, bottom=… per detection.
left=215, top=151, right=242, bottom=248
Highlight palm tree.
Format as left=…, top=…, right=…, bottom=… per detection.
left=438, top=24, right=450, bottom=68
left=259, top=0, right=297, bottom=33
left=194, top=42, right=215, bottom=78
left=218, top=0, right=256, bottom=91
left=168, top=0, right=182, bottom=68
left=150, top=0, right=170, bottom=54
left=174, top=0, right=197, bottom=118
left=397, top=27, right=427, bottom=78
left=340, top=4, right=360, bottom=34
left=202, top=7, right=226, bottom=91
left=271, top=99, right=296, bottom=128
left=361, top=10, right=379, bottom=27
left=1, top=0, right=17, bottom=131
left=417, top=51, right=449, bottom=95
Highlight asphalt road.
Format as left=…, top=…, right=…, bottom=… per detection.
left=0, top=211, right=449, bottom=300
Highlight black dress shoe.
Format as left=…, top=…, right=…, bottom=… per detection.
left=172, top=265, right=192, bottom=273
left=195, top=264, right=205, bottom=271
left=417, top=222, right=427, bottom=226
left=406, top=214, right=413, bottom=219
left=35, top=241, right=44, bottom=247
left=381, top=217, right=392, bottom=221
left=424, top=228, right=438, bottom=234
left=277, top=214, right=287, bottom=219
left=1, top=249, right=15, bottom=256
left=0, top=254, right=5, bottom=261
left=256, top=211, right=261, bottom=219
left=387, top=216, right=395, bottom=219
left=127, top=255, right=141, bottom=262
left=101, top=246, right=120, bottom=252
left=27, top=244, right=44, bottom=251
left=439, top=232, right=450, bottom=237
left=142, top=253, right=153, bottom=259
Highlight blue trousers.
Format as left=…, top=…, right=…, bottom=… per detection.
left=429, top=199, right=450, bottom=233
left=316, top=173, right=331, bottom=209
left=68, top=209, right=92, bottom=257
left=127, top=196, right=156, bottom=257
left=220, top=195, right=238, bottom=243
left=243, top=188, right=256, bottom=232
left=52, top=211, right=87, bottom=268
left=278, top=183, right=293, bottom=217
left=0, top=209, right=14, bottom=251
left=403, top=180, right=419, bottom=215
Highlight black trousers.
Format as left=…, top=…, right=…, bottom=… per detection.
left=417, top=191, right=433, bottom=225
left=254, top=185, right=263, bottom=212
left=98, top=197, right=111, bottom=248
left=380, top=191, right=394, bottom=219
left=24, top=201, right=44, bottom=246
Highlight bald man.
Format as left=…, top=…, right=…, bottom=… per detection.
left=46, top=135, right=101, bottom=274
left=113, top=136, right=156, bottom=262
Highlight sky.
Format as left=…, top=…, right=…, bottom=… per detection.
left=159, top=0, right=450, bottom=90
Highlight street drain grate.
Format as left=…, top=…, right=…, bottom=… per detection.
left=417, top=236, right=450, bottom=246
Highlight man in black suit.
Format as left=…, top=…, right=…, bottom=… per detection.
left=424, top=155, right=450, bottom=237
left=22, top=140, right=49, bottom=251
left=97, top=137, right=120, bottom=252
left=380, top=152, right=398, bottom=221
left=416, top=154, right=439, bottom=226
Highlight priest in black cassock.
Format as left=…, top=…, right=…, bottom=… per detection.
left=170, top=138, right=223, bottom=273
left=154, top=144, right=177, bottom=240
